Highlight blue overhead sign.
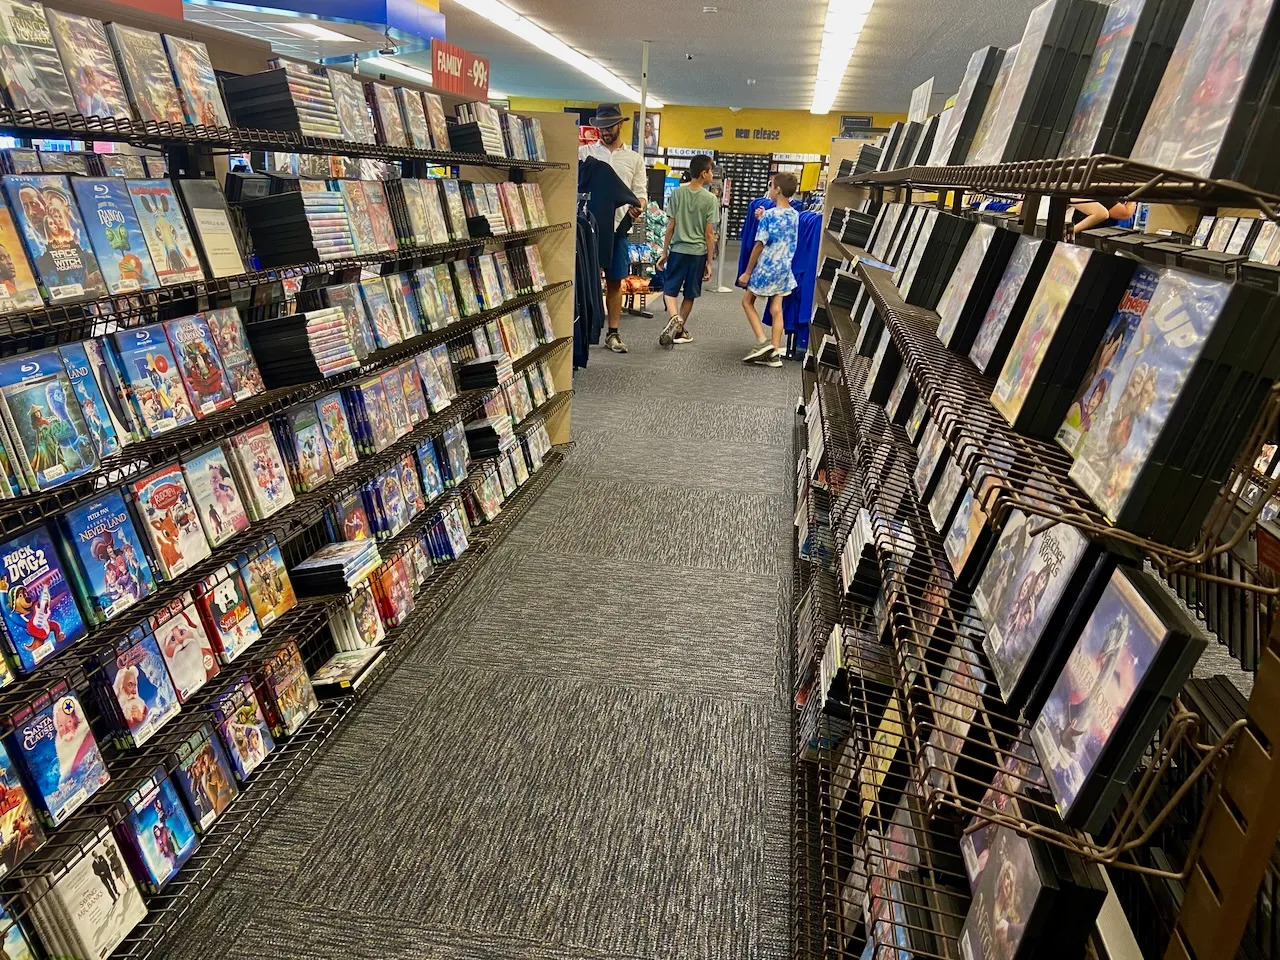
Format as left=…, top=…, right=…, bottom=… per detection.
left=187, top=0, right=446, bottom=53
left=704, top=126, right=723, bottom=139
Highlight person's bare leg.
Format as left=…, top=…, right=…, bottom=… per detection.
left=604, top=278, right=626, bottom=352
left=742, top=290, right=766, bottom=341
left=769, top=295, right=786, bottom=351
left=680, top=298, right=695, bottom=322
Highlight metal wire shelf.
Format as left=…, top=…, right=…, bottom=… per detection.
left=0, top=107, right=570, bottom=171
left=0, top=282, right=571, bottom=544
left=832, top=155, right=1280, bottom=213
left=0, top=221, right=572, bottom=349
left=807, top=340, right=1242, bottom=879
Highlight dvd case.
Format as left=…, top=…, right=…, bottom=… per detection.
left=0, top=0, right=74, bottom=116
left=71, top=177, right=160, bottom=294
left=4, top=173, right=106, bottom=301
left=45, top=9, right=131, bottom=121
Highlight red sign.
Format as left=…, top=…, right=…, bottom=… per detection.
left=579, top=125, right=600, bottom=146
left=431, top=38, right=489, bottom=99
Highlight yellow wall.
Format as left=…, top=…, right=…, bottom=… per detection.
left=507, top=97, right=906, bottom=156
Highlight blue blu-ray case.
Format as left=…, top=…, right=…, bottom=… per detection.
left=57, top=490, right=156, bottom=625
left=71, top=178, right=160, bottom=295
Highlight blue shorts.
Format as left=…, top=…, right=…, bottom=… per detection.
left=662, top=251, right=706, bottom=300
left=605, top=229, right=630, bottom=281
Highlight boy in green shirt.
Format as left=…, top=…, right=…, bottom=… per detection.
left=657, top=154, right=718, bottom=347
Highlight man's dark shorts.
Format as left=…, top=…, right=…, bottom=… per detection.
left=662, top=251, right=705, bottom=300
left=606, top=229, right=631, bottom=281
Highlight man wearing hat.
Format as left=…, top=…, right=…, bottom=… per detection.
left=580, top=102, right=647, bottom=353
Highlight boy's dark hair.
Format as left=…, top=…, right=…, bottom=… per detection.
left=689, top=155, right=714, bottom=180
left=775, top=172, right=798, bottom=198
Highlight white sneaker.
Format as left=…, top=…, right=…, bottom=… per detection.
left=742, top=342, right=773, bottom=363
left=752, top=348, right=783, bottom=368
left=672, top=328, right=694, bottom=344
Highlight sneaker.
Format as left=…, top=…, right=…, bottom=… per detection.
left=605, top=330, right=628, bottom=353
left=751, top=348, right=783, bottom=368
left=742, top=342, right=773, bottom=363
left=672, top=328, right=694, bottom=344
left=658, top=318, right=681, bottom=347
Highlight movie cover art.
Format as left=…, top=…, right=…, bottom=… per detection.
left=962, top=741, right=1046, bottom=886
left=419, top=183, right=451, bottom=246
left=45, top=9, right=130, bottom=121
left=130, top=464, right=210, bottom=580
left=204, top=307, right=262, bottom=401
left=397, top=87, right=430, bottom=150
left=1070, top=270, right=1230, bottom=521
left=369, top=82, right=407, bottom=146
left=163, top=312, right=233, bottom=417
left=959, top=822, right=1041, bottom=960
left=993, top=244, right=1090, bottom=422
left=312, top=392, right=354, bottom=474
left=60, top=491, right=155, bottom=623
left=123, top=771, right=197, bottom=889
left=0, top=741, right=42, bottom=876
left=106, top=22, right=183, bottom=123
left=195, top=562, right=260, bottom=663
left=971, top=3, right=1055, bottom=165
left=1060, top=0, right=1146, bottom=156
left=162, top=35, right=227, bottom=128
left=974, top=509, right=1090, bottom=702
left=943, top=486, right=988, bottom=576
left=0, top=0, right=74, bottom=115
left=966, top=49, right=1023, bottom=163
left=0, top=204, right=39, bottom=315
left=0, top=525, right=85, bottom=671
left=912, top=420, right=948, bottom=501
left=4, top=174, right=105, bottom=301
left=0, top=350, right=96, bottom=490
left=229, top=424, right=295, bottom=520
left=239, top=541, right=294, bottom=630
left=1131, top=0, right=1273, bottom=179
left=58, top=339, right=122, bottom=461
left=285, top=403, right=334, bottom=492
left=327, top=68, right=376, bottom=144
left=153, top=597, right=218, bottom=702
left=1057, top=266, right=1160, bottom=457
left=182, top=444, right=249, bottom=547
left=361, top=377, right=395, bottom=453
left=11, top=689, right=108, bottom=824
left=348, top=581, right=384, bottom=647
left=936, top=223, right=995, bottom=344
left=211, top=678, right=273, bottom=781
left=357, top=276, right=399, bottom=350
left=969, top=237, right=1042, bottom=371
left=173, top=722, right=238, bottom=831
left=112, top=324, right=195, bottom=436
left=78, top=337, right=135, bottom=445
left=380, top=369, right=410, bottom=439
left=1030, top=568, right=1170, bottom=819
left=127, top=179, right=204, bottom=286
left=0, top=906, right=33, bottom=960
left=47, top=830, right=145, bottom=957
left=263, top=641, right=318, bottom=737
left=103, top=631, right=178, bottom=747
left=362, top=180, right=398, bottom=252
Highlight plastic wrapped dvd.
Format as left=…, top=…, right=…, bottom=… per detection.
left=182, top=443, right=250, bottom=548
left=116, top=766, right=197, bottom=891
left=254, top=638, right=318, bottom=738
left=170, top=721, right=238, bottom=833
left=107, top=23, right=184, bottom=124
left=70, top=177, right=160, bottom=294
left=6, top=681, right=108, bottom=825
left=45, top=10, right=130, bottom=121
left=209, top=675, right=275, bottom=782
left=126, top=178, right=204, bottom=285
left=151, top=593, right=219, bottom=702
left=162, top=34, right=228, bottom=127
left=0, top=0, right=74, bottom=115
left=128, top=463, right=211, bottom=580
left=192, top=560, right=261, bottom=665
left=0, top=524, right=86, bottom=672
left=57, top=490, right=156, bottom=625
left=4, top=173, right=106, bottom=301
left=237, top=536, right=296, bottom=630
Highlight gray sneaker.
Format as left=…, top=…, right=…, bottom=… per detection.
left=658, top=317, right=681, bottom=347
left=742, top=342, right=773, bottom=363
left=672, top=328, right=694, bottom=344
left=605, top=330, right=628, bottom=353
left=752, top=348, right=783, bottom=368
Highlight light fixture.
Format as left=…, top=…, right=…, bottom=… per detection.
left=702, top=5, right=718, bottom=12
left=810, top=0, right=876, bottom=114
left=362, top=56, right=433, bottom=85
left=283, top=21, right=360, bottom=43
left=454, top=0, right=664, bottom=107
left=746, top=78, right=757, bottom=85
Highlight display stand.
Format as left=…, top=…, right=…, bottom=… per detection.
left=0, top=5, right=578, bottom=956
left=796, top=147, right=1280, bottom=960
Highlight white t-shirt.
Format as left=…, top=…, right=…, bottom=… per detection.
left=578, top=140, right=646, bottom=229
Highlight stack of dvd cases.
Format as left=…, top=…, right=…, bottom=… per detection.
left=244, top=305, right=363, bottom=386
left=929, top=46, right=1006, bottom=165
left=453, top=101, right=506, bottom=155
left=967, top=0, right=1109, bottom=164
left=222, top=60, right=342, bottom=139
left=291, top=541, right=382, bottom=596
left=240, top=182, right=355, bottom=266
left=310, top=646, right=386, bottom=697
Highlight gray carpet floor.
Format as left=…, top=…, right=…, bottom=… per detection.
left=165, top=288, right=799, bottom=960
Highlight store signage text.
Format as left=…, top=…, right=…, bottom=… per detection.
left=734, top=128, right=780, bottom=141
left=430, top=38, right=489, bottom=99
left=704, top=126, right=723, bottom=139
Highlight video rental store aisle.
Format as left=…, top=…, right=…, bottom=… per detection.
left=0, top=0, right=578, bottom=958
left=797, top=2, right=1280, bottom=960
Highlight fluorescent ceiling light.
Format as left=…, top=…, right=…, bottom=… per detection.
left=456, top=0, right=663, bottom=108
left=285, top=22, right=360, bottom=42
left=363, top=56, right=434, bottom=84
left=810, top=0, right=875, bottom=114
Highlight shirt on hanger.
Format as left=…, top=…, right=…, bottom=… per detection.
left=579, top=140, right=646, bottom=229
